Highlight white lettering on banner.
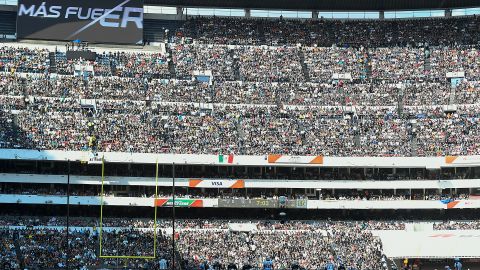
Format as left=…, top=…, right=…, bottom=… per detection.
left=19, top=3, right=62, bottom=18
left=91, top=8, right=104, bottom=20
left=100, top=8, right=121, bottom=27
left=272, top=156, right=321, bottom=164
left=189, top=179, right=244, bottom=189
left=48, top=6, right=61, bottom=18
left=18, top=4, right=36, bottom=16
left=448, top=200, right=480, bottom=209
left=19, top=4, right=143, bottom=29
left=77, top=8, right=92, bottom=20
left=120, top=7, right=143, bottom=28
left=287, top=156, right=302, bottom=163
left=33, top=2, right=48, bottom=17
left=65, top=7, right=78, bottom=18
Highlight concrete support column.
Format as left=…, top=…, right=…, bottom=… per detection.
left=245, top=8, right=251, bottom=18
left=445, top=9, right=452, bottom=18
left=312, top=10, right=319, bottom=19
left=177, top=7, right=183, bottom=15
left=379, top=10, right=385, bottom=20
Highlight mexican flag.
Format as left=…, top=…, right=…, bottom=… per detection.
left=218, top=154, right=234, bottom=164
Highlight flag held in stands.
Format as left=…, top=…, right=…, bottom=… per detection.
left=219, top=154, right=234, bottom=164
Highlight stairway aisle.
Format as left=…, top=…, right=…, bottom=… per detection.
left=13, top=231, right=25, bottom=270
left=166, top=45, right=177, bottom=79
left=230, top=49, right=241, bottom=81
left=298, top=49, right=311, bottom=82
left=49, top=52, right=57, bottom=73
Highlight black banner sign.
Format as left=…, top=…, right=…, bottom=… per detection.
left=17, top=0, right=144, bottom=44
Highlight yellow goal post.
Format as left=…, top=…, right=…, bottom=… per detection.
left=98, top=157, right=159, bottom=259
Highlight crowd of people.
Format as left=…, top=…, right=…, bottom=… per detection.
left=0, top=229, right=20, bottom=269
left=302, top=47, right=368, bottom=82
left=11, top=216, right=480, bottom=233
left=0, top=46, right=49, bottom=73
left=176, top=226, right=385, bottom=270
left=433, top=220, right=480, bottom=230
left=1, top=217, right=479, bottom=269
left=2, top=215, right=480, bottom=269
left=55, top=51, right=171, bottom=79
left=3, top=14, right=480, bottom=270
left=0, top=217, right=407, bottom=231
left=320, top=190, right=470, bottom=202
left=3, top=75, right=479, bottom=107
left=172, top=44, right=236, bottom=80
left=4, top=99, right=480, bottom=156
left=3, top=44, right=480, bottom=100
left=0, top=218, right=405, bottom=269
left=176, top=16, right=480, bottom=47
left=237, top=46, right=304, bottom=82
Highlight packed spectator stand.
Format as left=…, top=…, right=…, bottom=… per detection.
left=2, top=14, right=480, bottom=270
left=0, top=217, right=466, bottom=270
left=1, top=217, right=479, bottom=269
left=174, top=17, right=480, bottom=47
left=1, top=44, right=480, bottom=155
left=1, top=15, right=480, bottom=157
left=3, top=97, right=480, bottom=156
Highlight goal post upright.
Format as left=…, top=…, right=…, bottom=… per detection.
left=153, top=158, right=159, bottom=259
left=99, top=155, right=105, bottom=258
left=98, top=156, right=159, bottom=260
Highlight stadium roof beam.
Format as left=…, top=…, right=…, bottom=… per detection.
left=146, top=0, right=480, bottom=11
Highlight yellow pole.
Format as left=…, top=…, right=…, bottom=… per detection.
left=99, top=156, right=105, bottom=257
left=153, top=158, right=159, bottom=258
left=98, top=157, right=159, bottom=260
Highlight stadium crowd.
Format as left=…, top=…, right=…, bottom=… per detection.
left=1, top=218, right=479, bottom=270
left=2, top=44, right=480, bottom=102
left=54, top=51, right=170, bottom=78
left=0, top=229, right=20, bottom=270
left=176, top=226, right=385, bottom=270
left=0, top=217, right=407, bottom=230
left=433, top=220, right=480, bottom=230
left=176, top=16, right=480, bottom=47
left=3, top=99, right=480, bottom=156
left=3, top=13, right=480, bottom=270
left=2, top=217, right=480, bottom=269
left=0, top=46, right=49, bottom=73
left=0, top=218, right=406, bottom=270
left=2, top=217, right=478, bottom=232
left=6, top=74, right=476, bottom=106
left=172, top=44, right=236, bottom=80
